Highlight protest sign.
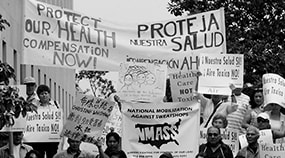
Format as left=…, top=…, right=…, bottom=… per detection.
left=200, top=128, right=239, bottom=156
left=23, top=109, right=63, bottom=142
left=0, top=85, right=27, bottom=132
left=61, top=93, right=114, bottom=144
left=118, top=62, right=167, bottom=102
left=262, top=73, right=285, bottom=108
left=260, top=143, right=285, bottom=158
left=121, top=100, right=200, bottom=158
left=169, top=70, right=197, bottom=102
left=198, top=53, right=244, bottom=95
left=24, top=0, right=226, bottom=70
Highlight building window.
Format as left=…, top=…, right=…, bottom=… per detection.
left=2, top=41, right=7, bottom=62
left=13, top=50, right=17, bottom=79
left=44, top=74, right=47, bottom=84
left=38, top=69, right=41, bottom=84
left=54, top=82, right=57, bottom=101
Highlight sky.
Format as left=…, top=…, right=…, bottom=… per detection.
left=73, top=0, right=177, bottom=23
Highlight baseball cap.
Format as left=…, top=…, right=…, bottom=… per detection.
left=24, top=76, right=36, bottom=84
left=257, top=112, right=270, bottom=121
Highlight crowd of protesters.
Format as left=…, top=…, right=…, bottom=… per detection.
left=1, top=75, right=285, bottom=158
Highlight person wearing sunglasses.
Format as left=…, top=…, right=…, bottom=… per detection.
left=236, top=126, right=260, bottom=158
left=256, top=112, right=285, bottom=143
left=197, top=126, right=233, bottom=158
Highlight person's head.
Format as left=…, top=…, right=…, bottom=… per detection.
left=257, top=112, right=271, bottom=130
left=249, top=88, right=263, bottom=109
left=13, top=131, right=23, bottom=145
left=159, top=152, right=173, bottom=158
left=67, top=138, right=81, bottom=151
left=264, top=103, right=282, bottom=112
left=106, top=131, right=120, bottom=151
left=24, top=76, right=37, bottom=96
left=246, top=126, right=260, bottom=144
left=36, top=85, right=51, bottom=103
left=212, top=114, right=228, bottom=128
left=25, top=150, right=42, bottom=158
left=211, top=95, right=223, bottom=104
left=206, top=126, right=222, bottom=146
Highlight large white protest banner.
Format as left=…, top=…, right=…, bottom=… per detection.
left=200, top=128, right=239, bottom=156
left=198, top=53, right=244, bottom=95
left=24, top=0, right=226, bottom=70
left=121, top=100, right=200, bottom=158
left=118, top=62, right=167, bottom=102
left=23, top=109, right=63, bottom=142
left=260, top=143, right=285, bottom=158
left=61, top=94, right=114, bottom=144
left=262, top=73, right=285, bottom=108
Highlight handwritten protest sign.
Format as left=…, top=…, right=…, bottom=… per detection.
left=0, top=85, right=27, bottom=132
left=200, top=128, right=239, bottom=156
left=24, top=0, right=226, bottom=70
left=61, top=94, right=114, bottom=144
left=121, top=100, right=200, bottom=158
left=262, top=73, right=285, bottom=108
left=118, top=62, right=167, bottom=102
left=260, top=143, right=285, bottom=158
left=169, top=70, right=197, bottom=102
left=23, top=109, right=63, bottom=142
left=198, top=53, right=244, bottom=95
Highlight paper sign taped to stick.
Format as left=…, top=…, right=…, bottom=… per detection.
left=262, top=73, right=285, bottom=108
left=61, top=94, right=114, bottom=144
left=198, top=53, right=244, bottom=95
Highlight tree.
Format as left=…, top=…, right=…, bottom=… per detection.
left=0, top=14, right=10, bottom=31
left=167, top=0, right=285, bottom=85
left=0, top=60, right=37, bottom=130
left=76, top=70, right=116, bottom=98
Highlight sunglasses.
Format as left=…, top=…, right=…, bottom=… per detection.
left=257, top=117, right=269, bottom=123
left=208, top=133, right=219, bottom=137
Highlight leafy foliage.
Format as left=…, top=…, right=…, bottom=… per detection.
left=76, top=70, right=116, bottom=98
left=0, top=14, right=10, bottom=32
left=0, top=61, right=37, bottom=130
left=167, top=0, right=285, bottom=85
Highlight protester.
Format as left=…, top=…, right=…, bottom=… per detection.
left=212, top=114, right=228, bottom=129
left=242, top=88, right=264, bottom=129
left=25, top=149, right=43, bottom=158
left=0, top=132, right=8, bottom=147
left=95, top=131, right=127, bottom=158
left=0, top=131, right=33, bottom=158
left=227, top=86, right=250, bottom=134
left=159, top=152, right=173, bottom=158
left=26, top=84, right=60, bottom=158
left=53, top=138, right=95, bottom=158
left=197, top=126, right=233, bottom=158
left=235, top=126, right=260, bottom=158
left=257, top=112, right=285, bottom=143
left=199, top=92, right=238, bottom=128
left=23, top=76, right=39, bottom=105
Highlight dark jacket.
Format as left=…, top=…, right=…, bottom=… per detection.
left=197, top=141, right=233, bottom=158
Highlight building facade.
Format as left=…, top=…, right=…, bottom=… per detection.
left=0, top=0, right=74, bottom=123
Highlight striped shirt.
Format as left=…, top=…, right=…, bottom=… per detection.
left=227, top=93, right=250, bottom=134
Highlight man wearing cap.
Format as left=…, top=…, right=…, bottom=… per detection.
left=257, top=112, right=285, bottom=142
left=23, top=76, right=39, bottom=105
